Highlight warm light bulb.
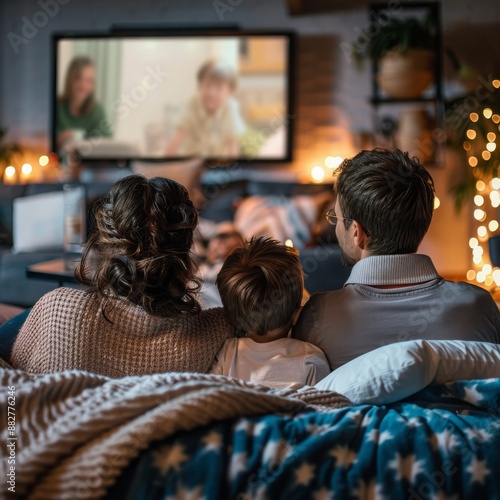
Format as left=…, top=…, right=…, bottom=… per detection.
left=492, top=80, right=500, bottom=89
left=474, top=195, right=484, bottom=206
left=473, top=246, right=483, bottom=256
left=477, top=271, right=486, bottom=283
left=5, top=166, right=16, bottom=178
left=487, top=132, right=496, bottom=142
left=482, top=150, right=491, bottom=161
left=489, top=220, right=499, bottom=232
left=434, top=197, right=440, bottom=209
left=487, top=142, right=496, bottom=152
left=325, top=156, right=343, bottom=169
left=476, top=180, right=486, bottom=191
left=492, top=199, right=500, bottom=208
left=469, top=156, right=478, bottom=167
left=492, top=178, right=500, bottom=190
left=39, top=155, right=49, bottom=167
left=285, top=239, right=294, bottom=248
left=483, top=264, right=492, bottom=274
left=473, top=254, right=483, bottom=265
left=493, top=114, right=500, bottom=124
left=493, top=269, right=500, bottom=285
left=470, top=112, right=479, bottom=122
left=467, top=269, right=476, bottom=281
left=311, top=166, right=325, bottom=183
left=484, top=108, right=493, bottom=119
left=466, top=129, right=476, bottom=140
left=463, top=141, right=471, bottom=151
left=21, top=163, right=32, bottom=175
left=474, top=209, right=486, bottom=221
left=469, top=237, right=479, bottom=248
left=478, top=226, right=488, bottom=237
left=485, top=275, right=494, bottom=286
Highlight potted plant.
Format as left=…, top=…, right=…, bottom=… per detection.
left=353, top=16, right=436, bottom=99
left=0, top=127, right=20, bottom=182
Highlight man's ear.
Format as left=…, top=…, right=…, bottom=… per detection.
left=352, top=220, right=369, bottom=250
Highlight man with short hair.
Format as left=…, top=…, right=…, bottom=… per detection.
left=293, top=149, right=500, bottom=371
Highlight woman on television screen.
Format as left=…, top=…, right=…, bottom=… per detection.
left=56, top=56, right=112, bottom=151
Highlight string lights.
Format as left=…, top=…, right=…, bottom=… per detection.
left=465, top=79, right=500, bottom=288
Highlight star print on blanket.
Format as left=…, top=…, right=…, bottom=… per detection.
left=108, top=378, right=500, bottom=500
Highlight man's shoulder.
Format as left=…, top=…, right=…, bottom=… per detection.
left=305, top=289, right=351, bottom=307
left=438, top=279, right=495, bottom=304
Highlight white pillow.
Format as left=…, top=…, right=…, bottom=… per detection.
left=315, top=340, right=500, bottom=405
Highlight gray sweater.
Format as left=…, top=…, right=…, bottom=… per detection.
left=293, top=254, right=500, bottom=371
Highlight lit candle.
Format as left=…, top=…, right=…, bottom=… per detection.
left=3, top=165, right=17, bottom=184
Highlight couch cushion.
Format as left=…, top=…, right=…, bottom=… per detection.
left=0, top=250, right=64, bottom=307
left=0, top=185, right=25, bottom=235
left=316, top=339, right=500, bottom=404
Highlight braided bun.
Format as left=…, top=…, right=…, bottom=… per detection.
left=76, top=175, right=201, bottom=317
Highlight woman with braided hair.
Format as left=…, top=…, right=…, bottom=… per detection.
left=10, top=175, right=235, bottom=376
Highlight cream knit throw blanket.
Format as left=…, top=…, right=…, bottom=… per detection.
left=0, top=368, right=350, bottom=499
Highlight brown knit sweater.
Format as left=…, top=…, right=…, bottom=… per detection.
left=11, top=288, right=235, bottom=377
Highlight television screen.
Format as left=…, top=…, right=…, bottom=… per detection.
left=52, top=32, right=294, bottom=162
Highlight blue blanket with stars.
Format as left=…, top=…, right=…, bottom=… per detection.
left=107, top=378, right=500, bottom=499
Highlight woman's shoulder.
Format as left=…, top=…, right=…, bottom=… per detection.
left=184, top=307, right=235, bottom=335
left=34, top=287, right=97, bottom=311
left=194, top=307, right=228, bottom=323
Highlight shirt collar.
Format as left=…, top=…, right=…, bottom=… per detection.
left=344, top=254, right=441, bottom=287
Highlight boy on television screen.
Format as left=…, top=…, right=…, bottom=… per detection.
left=166, top=60, right=244, bottom=158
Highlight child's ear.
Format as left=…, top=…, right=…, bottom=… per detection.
left=291, top=307, right=302, bottom=327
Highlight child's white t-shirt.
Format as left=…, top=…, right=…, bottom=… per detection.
left=210, top=337, right=330, bottom=389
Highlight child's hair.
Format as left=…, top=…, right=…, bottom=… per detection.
left=197, top=60, right=237, bottom=91
left=217, top=236, right=303, bottom=336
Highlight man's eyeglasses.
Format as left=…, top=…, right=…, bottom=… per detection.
left=325, top=209, right=371, bottom=237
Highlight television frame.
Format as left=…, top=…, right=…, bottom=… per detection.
left=50, top=29, right=296, bottom=165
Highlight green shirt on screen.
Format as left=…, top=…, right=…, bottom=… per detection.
left=56, top=100, right=112, bottom=139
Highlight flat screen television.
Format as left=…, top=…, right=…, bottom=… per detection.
left=51, top=30, right=295, bottom=164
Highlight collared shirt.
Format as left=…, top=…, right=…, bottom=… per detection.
left=293, top=254, right=500, bottom=371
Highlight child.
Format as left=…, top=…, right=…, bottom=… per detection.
left=211, top=236, right=330, bottom=389
left=166, top=60, right=244, bottom=158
